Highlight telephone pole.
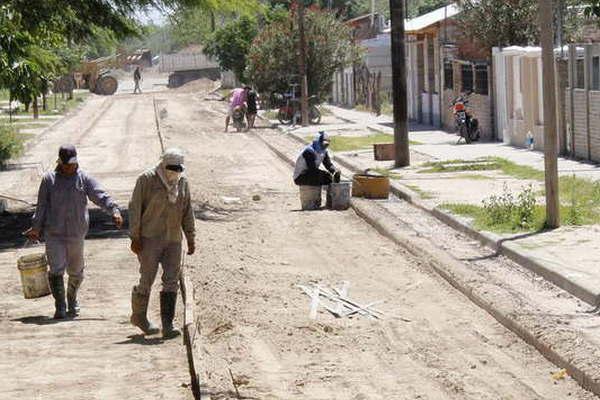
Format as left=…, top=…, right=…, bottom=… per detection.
left=539, top=0, right=560, bottom=228
left=297, top=0, right=310, bottom=127
left=389, top=0, right=410, bottom=167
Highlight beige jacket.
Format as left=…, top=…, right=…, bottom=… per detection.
left=129, top=168, right=195, bottom=243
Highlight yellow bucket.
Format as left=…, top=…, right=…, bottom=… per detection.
left=17, top=253, right=51, bottom=299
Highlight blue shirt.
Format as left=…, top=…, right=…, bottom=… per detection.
left=31, top=169, right=120, bottom=239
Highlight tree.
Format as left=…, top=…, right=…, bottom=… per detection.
left=456, top=0, right=539, bottom=51
left=247, top=8, right=360, bottom=98
left=204, top=16, right=258, bottom=81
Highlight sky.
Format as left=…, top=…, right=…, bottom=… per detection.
left=136, top=7, right=168, bottom=25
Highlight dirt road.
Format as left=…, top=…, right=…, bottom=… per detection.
left=0, top=91, right=191, bottom=399
left=0, top=83, right=595, bottom=399
left=159, top=94, right=595, bottom=399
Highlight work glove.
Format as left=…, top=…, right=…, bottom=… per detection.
left=24, top=227, right=41, bottom=242
left=130, top=238, right=143, bottom=255
left=332, top=170, right=341, bottom=183
left=112, top=210, right=123, bottom=229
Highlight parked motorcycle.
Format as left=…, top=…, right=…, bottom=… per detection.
left=274, top=86, right=322, bottom=125
left=450, top=94, right=480, bottom=144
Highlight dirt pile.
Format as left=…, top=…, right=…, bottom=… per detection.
left=172, top=78, right=220, bottom=94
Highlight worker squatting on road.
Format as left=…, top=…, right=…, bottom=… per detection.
left=293, top=131, right=341, bottom=186
left=25, top=144, right=123, bottom=319
left=128, top=148, right=196, bottom=339
left=224, top=86, right=250, bottom=132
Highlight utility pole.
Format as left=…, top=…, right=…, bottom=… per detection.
left=539, top=0, right=560, bottom=228
left=389, top=0, right=410, bottom=167
left=297, top=0, right=310, bottom=127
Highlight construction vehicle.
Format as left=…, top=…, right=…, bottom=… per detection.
left=78, top=55, right=122, bottom=96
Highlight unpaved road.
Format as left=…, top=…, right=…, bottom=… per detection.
left=0, top=90, right=192, bottom=399
left=0, top=83, right=595, bottom=399
left=158, top=94, right=595, bottom=399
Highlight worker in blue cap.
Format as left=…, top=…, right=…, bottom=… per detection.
left=25, top=144, right=123, bottom=319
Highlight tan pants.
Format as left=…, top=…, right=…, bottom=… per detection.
left=134, top=237, right=182, bottom=295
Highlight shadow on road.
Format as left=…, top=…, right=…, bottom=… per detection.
left=115, top=334, right=164, bottom=346
left=12, top=315, right=107, bottom=325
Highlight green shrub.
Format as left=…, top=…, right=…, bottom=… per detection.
left=482, top=184, right=538, bottom=230
left=0, top=124, right=24, bottom=166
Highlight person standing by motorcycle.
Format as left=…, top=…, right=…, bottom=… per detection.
left=224, top=86, right=250, bottom=132
left=246, top=88, right=258, bottom=129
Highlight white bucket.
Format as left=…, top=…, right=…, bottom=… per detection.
left=328, top=181, right=351, bottom=210
left=299, top=185, right=322, bottom=210
left=17, top=253, right=50, bottom=299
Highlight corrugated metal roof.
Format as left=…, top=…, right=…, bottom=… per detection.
left=383, top=3, right=460, bottom=33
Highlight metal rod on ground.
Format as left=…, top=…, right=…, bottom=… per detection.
left=228, top=368, right=241, bottom=399
left=539, top=0, right=560, bottom=228
left=389, top=0, right=410, bottom=167
left=153, top=96, right=165, bottom=153
left=297, top=0, right=309, bottom=127
left=179, top=252, right=202, bottom=400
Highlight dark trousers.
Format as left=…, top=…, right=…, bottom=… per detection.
left=294, top=170, right=332, bottom=186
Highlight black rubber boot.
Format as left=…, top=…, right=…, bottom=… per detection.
left=130, top=287, right=159, bottom=335
left=160, top=291, right=181, bottom=339
left=67, top=276, right=82, bottom=317
left=48, top=274, right=67, bottom=320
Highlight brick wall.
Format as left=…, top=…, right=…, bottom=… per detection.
left=590, top=91, right=600, bottom=162
left=573, top=90, right=589, bottom=159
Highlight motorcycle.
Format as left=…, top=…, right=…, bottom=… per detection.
left=275, top=86, right=322, bottom=125
left=450, top=94, right=480, bottom=144
left=232, top=105, right=246, bottom=132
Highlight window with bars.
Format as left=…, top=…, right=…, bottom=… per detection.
left=576, top=59, right=585, bottom=89
left=475, top=65, right=489, bottom=95
left=461, top=64, right=473, bottom=93
left=444, top=62, right=453, bottom=89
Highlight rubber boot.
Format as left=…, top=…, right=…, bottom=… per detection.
left=48, top=274, right=67, bottom=320
left=130, top=287, right=159, bottom=335
left=67, top=276, right=82, bottom=317
left=160, top=291, right=181, bottom=339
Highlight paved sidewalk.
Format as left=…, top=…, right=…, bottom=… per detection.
left=264, top=105, right=600, bottom=307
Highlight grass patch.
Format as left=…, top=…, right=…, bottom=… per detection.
left=14, top=123, right=52, bottom=130
left=405, top=183, right=435, bottom=199
left=442, top=177, right=600, bottom=232
left=453, top=173, right=494, bottom=180
left=371, top=168, right=402, bottom=179
left=419, top=157, right=545, bottom=180
left=319, top=106, right=332, bottom=116
left=0, top=123, right=24, bottom=167
left=12, top=91, right=88, bottom=117
left=327, top=133, right=393, bottom=152
left=263, top=110, right=279, bottom=120
left=0, top=89, right=9, bottom=102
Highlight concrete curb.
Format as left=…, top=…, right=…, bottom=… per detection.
left=276, top=121, right=599, bottom=307
left=255, top=128, right=600, bottom=397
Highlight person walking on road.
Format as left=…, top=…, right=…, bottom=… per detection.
left=25, top=145, right=123, bottom=319
left=294, top=131, right=340, bottom=186
left=128, top=148, right=196, bottom=339
left=133, top=66, right=142, bottom=94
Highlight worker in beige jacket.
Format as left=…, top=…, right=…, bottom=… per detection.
left=128, top=148, right=195, bottom=339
